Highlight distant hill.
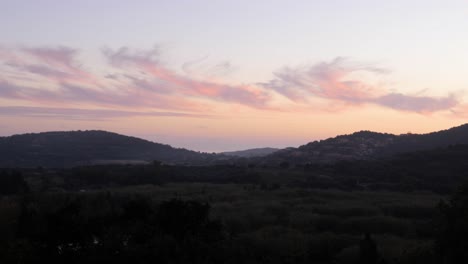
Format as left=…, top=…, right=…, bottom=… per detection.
left=0, top=130, right=218, bottom=167
left=4, top=124, right=468, bottom=168
left=263, top=124, right=468, bottom=165
left=221, top=147, right=279, bottom=158
left=324, top=144, right=468, bottom=193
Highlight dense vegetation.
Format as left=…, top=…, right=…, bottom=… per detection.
left=1, top=144, right=468, bottom=263
left=0, top=181, right=447, bottom=264
left=7, top=144, right=465, bottom=194
left=2, top=126, right=468, bottom=263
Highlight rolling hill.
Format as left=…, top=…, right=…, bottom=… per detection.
left=263, top=124, right=468, bottom=165
left=3, top=124, right=468, bottom=168
left=0, top=130, right=218, bottom=167
left=221, top=147, right=279, bottom=158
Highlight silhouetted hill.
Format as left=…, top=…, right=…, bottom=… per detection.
left=4, top=124, right=468, bottom=168
left=326, top=144, right=468, bottom=193
left=0, top=130, right=217, bottom=167
left=381, top=124, right=468, bottom=155
left=263, top=124, right=468, bottom=165
left=221, top=147, right=279, bottom=158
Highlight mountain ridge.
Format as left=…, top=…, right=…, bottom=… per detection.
left=262, top=123, right=468, bottom=165
left=0, top=130, right=218, bottom=167
left=221, top=147, right=280, bottom=158
left=3, top=124, right=468, bottom=168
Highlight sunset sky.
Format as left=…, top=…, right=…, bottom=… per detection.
left=1, top=1, right=468, bottom=151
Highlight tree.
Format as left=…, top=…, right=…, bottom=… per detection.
left=436, top=184, right=468, bottom=263
left=359, top=233, right=378, bottom=264
left=0, top=170, right=29, bottom=195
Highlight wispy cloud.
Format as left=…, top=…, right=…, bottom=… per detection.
left=22, top=46, right=77, bottom=66
left=1, top=46, right=271, bottom=113
left=182, top=55, right=235, bottom=78
left=375, top=93, right=458, bottom=113
left=1, top=46, right=211, bottom=111
left=262, top=57, right=458, bottom=113
left=262, top=57, right=383, bottom=103
left=0, top=106, right=212, bottom=120
left=5, top=46, right=100, bottom=88
left=0, top=46, right=463, bottom=120
left=102, top=47, right=271, bottom=108
left=0, top=79, right=204, bottom=112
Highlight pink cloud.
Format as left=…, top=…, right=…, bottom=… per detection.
left=263, top=57, right=381, bottom=103
left=102, top=47, right=271, bottom=108
left=0, top=106, right=213, bottom=120
left=22, top=46, right=77, bottom=69
left=375, top=93, right=458, bottom=113
left=449, top=104, right=468, bottom=118
left=182, top=55, right=235, bottom=78
left=0, top=80, right=205, bottom=112
left=263, top=57, right=459, bottom=113
left=0, top=46, right=462, bottom=119
left=3, top=46, right=100, bottom=88
left=0, top=46, right=214, bottom=112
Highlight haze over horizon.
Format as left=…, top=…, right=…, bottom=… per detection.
left=1, top=1, right=468, bottom=152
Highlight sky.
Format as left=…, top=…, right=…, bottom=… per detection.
left=1, top=0, right=468, bottom=152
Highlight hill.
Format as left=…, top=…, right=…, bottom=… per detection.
left=4, top=124, right=468, bottom=168
left=312, top=144, right=468, bottom=193
left=221, top=147, right=279, bottom=158
left=0, top=130, right=218, bottom=167
left=263, top=124, right=468, bottom=165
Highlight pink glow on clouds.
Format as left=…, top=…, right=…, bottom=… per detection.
left=23, top=46, right=77, bottom=69
left=0, top=105, right=212, bottom=120
left=263, top=57, right=458, bottom=113
left=0, top=45, right=463, bottom=122
left=2, top=46, right=101, bottom=90
left=102, top=47, right=271, bottom=108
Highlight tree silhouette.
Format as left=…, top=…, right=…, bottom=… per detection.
left=360, top=233, right=378, bottom=264
left=0, top=170, right=29, bottom=195
left=436, top=184, right=468, bottom=263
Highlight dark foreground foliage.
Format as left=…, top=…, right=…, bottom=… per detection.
left=0, top=185, right=467, bottom=263
left=436, top=185, right=468, bottom=263
left=2, top=196, right=224, bottom=264
left=1, top=145, right=468, bottom=263
left=3, top=144, right=468, bottom=195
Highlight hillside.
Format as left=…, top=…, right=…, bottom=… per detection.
left=221, top=147, right=279, bottom=158
left=3, top=124, right=468, bottom=168
left=263, top=124, right=468, bottom=165
left=306, top=144, right=468, bottom=193
left=0, top=130, right=218, bottom=167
